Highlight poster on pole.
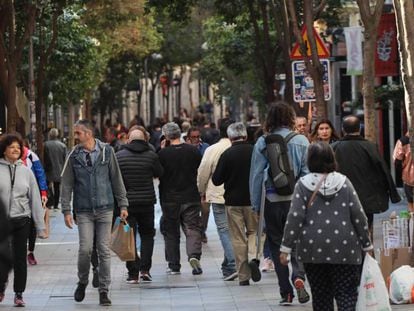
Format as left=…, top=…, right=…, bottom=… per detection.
left=292, top=59, right=331, bottom=103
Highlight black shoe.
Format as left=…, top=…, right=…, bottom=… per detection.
left=239, top=280, right=250, bottom=286
left=74, top=283, right=87, bottom=302
left=279, top=293, right=293, bottom=306
left=189, top=258, right=203, bottom=275
left=92, top=269, right=99, bottom=288
left=99, top=292, right=112, bottom=306
left=248, top=259, right=261, bottom=282
left=223, top=271, right=238, bottom=281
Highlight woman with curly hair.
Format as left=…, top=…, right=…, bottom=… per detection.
left=0, top=134, right=47, bottom=307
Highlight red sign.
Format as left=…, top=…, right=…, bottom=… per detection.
left=290, top=26, right=330, bottom=59
left=375, top=13, right=398, bottom=77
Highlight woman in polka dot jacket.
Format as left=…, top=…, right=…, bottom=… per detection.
left=280, top=142, right=373, bottom=311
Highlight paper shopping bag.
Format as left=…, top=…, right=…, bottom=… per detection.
left=110, top=217, right=135, bottom=261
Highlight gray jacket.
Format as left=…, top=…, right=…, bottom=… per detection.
left=281, top=172, right=373, bottom=265
left=0, top=158, right=45, bottom=232
left=44, top=139, right=67, bottom=182
left=60, top=139, right=128, bottom=215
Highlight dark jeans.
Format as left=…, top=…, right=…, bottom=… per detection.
left=126, top=208, right=155, bottom=277
left=264, top=199, right=306, bottom=297
left=28, top=219, right=37, bottom=252
left=160, top=201, right=203, bottom=270
left=52, top=182, right=60, bottom=209
left=304, top=263, right=361, bottom=311
left=1, top=217, right=31, bottom=293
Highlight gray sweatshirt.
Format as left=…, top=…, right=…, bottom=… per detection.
left=281, top=172, right=373, bottom=265
left=0, top=158, right=45, bottom=231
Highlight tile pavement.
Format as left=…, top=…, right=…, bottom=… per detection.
left=1, top=198, right=413, bottom=310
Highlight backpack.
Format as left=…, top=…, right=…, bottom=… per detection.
left=264, top=132, right=298, bottom=195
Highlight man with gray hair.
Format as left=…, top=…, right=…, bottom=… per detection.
left=44, top=128, right=67, bottom=210
left=158, top=122, right=204, bottom=275
left=212, top=122, right=260, bottom=286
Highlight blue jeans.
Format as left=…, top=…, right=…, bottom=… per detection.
left=76, top=210, right=113, bottom=293
left=211, top=203, right=236, bottom=276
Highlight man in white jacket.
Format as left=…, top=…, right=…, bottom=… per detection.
left=197, top=118, right=237, bottom=281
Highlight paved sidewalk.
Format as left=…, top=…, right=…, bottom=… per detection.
left=1, top=199, right=413, bottom=310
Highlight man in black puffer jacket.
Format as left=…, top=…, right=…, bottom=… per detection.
left=116, top=128, right=163, bottom=283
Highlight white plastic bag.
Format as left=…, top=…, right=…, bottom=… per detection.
left=389, top=265, right=414, bottom=304
left=356, top=253, right=392, bottom=311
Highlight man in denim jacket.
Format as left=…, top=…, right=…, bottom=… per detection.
left=249, top=102, right=310, bottom=306
left=61, top=119, right=128, bottom=306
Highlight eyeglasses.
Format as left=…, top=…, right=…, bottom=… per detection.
left=86, top=153, right=92, bottom=167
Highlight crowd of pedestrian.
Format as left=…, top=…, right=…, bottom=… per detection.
left=0, top=100, right=408, bottom=310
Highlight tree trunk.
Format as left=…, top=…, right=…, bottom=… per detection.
left=361, top=36, right=378, bottom=142
left=356, top=0, right=385, bottom=142
left=392, top=1, right=414, bottom=129
left=286, top=0, right=328, bottom=118
left=6, top=65, right=18, bottom=133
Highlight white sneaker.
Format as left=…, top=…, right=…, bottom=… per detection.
left=261, top=257, right=275, bottom=272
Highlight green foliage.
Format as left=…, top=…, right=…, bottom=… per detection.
left=46, top=7, right=105, bottom=106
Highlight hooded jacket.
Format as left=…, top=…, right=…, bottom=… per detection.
left=281, top=172, right=373, bottom=265
left=0, top=158, right=45, bottom=231
left=116, top=140, right=163, bottom=211
left=60, top=139, right=128, bottom=215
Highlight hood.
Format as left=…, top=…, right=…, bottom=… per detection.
left=300, top=172, right=346, bottom=196
left=0, top=158, right=24, bottom=166
left=123, top=140, right=150, bottom=153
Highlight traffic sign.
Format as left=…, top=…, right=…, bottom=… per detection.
left=290, top=26, right=330, bottom=59
left=292, top=59, right=331, bottom=102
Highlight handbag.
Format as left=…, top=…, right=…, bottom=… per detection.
left=356, top=253, right=391, bottom=311
left=109, top=217, right=136, bottom=262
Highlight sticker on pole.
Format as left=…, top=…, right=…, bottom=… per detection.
left=292, top=59, right=331, bottom=103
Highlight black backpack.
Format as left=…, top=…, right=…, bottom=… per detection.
left=264, top=132, right=297, bottom=195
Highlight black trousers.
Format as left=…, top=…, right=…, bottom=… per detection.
left=126, top=208, right=155, bottom=276
left=160, top=202, right=202, bottom=271
left=264, top=199, right=306, bottom=297
left=28, top=219, right=37, bottom=253
left=304, top=263, right=361, bottom=311
left=1, top=217, right=31, bottom=293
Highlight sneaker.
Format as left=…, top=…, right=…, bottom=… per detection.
left=239, top=280, right=250, bottom=286
left=14, top=293, right=25, bottom=307
left=92, top=269, right=99, bottom=288
left=126, top=276, right=139, bottom=284
left=0, top=292, right=4, bottom=302
left=223, top=271, right=238, bottom=281
left=99, top=292, right=112, bottom=306
left=294, top=278, right=310, bottom=304
left=166, top=267, right=181, bottom=275
left=140, top=272, right=152, bottom=282
left=189, top=258, right=203, bottom=275
left=74, top=282, right=87, bottom=302
left=279, top=293, right=293, bottom=306
left=27, top=253, right=37, bottom=265
left=248, top=259, right=261, bottom=282
left=261, top=257, right=275, bottom=272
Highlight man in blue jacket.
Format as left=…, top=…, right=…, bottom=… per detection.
left=249, top=102, right=310, bottom=306
left=61, top=119, right=128, bottom=306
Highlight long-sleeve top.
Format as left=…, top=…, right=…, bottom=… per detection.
left=281, top=172, right=373, bottom=265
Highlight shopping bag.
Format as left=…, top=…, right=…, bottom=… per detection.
left=389, top=265, right=414, bottom=304
left=109, top=217, right=135, bottom=261
left=356, top=253, right=392, bottom=311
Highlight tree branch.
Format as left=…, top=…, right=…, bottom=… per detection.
left=313, top=0, right=327, bottom=17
